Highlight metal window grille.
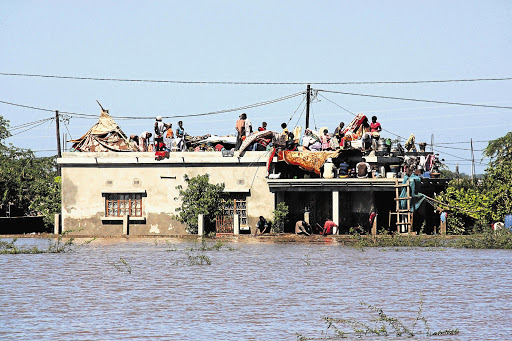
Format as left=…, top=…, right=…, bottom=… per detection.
left=224, top=194, right=247, bottom=226
left=105, top=193, right=143, bottom=217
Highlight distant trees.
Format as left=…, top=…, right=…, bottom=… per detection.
left=175, top=174, right=227, bottom=234
left=436, top=132, right=512, bottom=233
left=0, top=115, right=60, bottom=228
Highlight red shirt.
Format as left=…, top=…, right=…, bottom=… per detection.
left=370, top=122, right=381, bottom=132
left=324, top=220, right=337, bottom=234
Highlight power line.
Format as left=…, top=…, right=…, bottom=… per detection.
left=317, top=89, right=512, bottom=110
left=1, top=72, right=512, bottom=85
left=434, top=140, right=491, bottom=145
left=0, top=92, right=305, bottom=120
left=8, top=118, right=54, bottom=136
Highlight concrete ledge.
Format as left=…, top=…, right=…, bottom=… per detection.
left=100, top=217, right=146, bottom=223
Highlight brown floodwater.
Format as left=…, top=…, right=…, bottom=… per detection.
left=1, top=238, right=511, bottom=340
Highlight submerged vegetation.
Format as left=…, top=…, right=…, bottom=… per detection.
left=346, top=229, right=512, bottom=250
left=110, top=257, right=132, bottom=274
left=0, top=231, right=87, bottom=254
left=297, top=298, right=459, bottom=339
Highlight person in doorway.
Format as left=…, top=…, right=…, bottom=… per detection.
left=258, top=122, right=267, bottom=131
left=235, top=114, right=246, bottom=150
left=322, top=218, right=338, bottom=236
left=254, top=216, right=270, bottom=236
left=295, top=220, right=311, bottom=236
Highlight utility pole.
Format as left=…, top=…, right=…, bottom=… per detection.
left=55, top=110, right=61, bottom=175
left=470, top=138, right=475, bottom=182
left=305, top=84, right=311, bottom=129
left=430, top=134, right=434, bottom=153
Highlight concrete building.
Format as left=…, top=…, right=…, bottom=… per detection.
left=58, top=150, right=447, bottom=236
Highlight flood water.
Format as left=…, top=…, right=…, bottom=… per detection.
left=1, top=238, right=511, bottom=340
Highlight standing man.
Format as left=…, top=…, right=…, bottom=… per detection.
left=370, top=116, right=382, bottom=133
left=334, top=121, right=345, bottom=148
left=235, top=114, right=246, bottom=150
left=154, top=116, right=166, bottom=151
left=244, top=113, right=253, bottom=136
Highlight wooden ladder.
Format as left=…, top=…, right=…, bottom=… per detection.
left=389, top=178, right=413, bottom=234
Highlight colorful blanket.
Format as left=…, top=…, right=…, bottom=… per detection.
left=278, top=150, right=341, bottom=174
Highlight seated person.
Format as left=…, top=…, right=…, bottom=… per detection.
left=302, top=129, right=322, bottom=151
left=295, top=220, right=311, bottom=236
left=338, top=160, right=349, bottom=177
left=356, top=161, right=371, bottom=178
left=254, top=216, right=270, bottom=236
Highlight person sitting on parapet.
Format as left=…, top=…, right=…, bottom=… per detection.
left=356, top=161, right=371, bottom=178
left=295, top=220, right=311, bottom=236
left=254, top=216, right=270, bottom=236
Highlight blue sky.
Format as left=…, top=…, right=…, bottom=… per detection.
left=1, top=0, right=511, bottom=174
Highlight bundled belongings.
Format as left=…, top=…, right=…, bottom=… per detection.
left=70, top=109, right=139, bottom=152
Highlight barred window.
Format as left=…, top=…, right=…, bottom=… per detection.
left=105, top=193, right=143, bottom=217
left=224, top=194, right=247, bottom=226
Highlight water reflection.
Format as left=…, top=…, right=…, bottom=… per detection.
left=1, top=239, right=511, bottom=340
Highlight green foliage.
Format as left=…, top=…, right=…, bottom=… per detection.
left=272, top=202, right=288, bottom=233
left=435, top=178, right=490, bottom=234
left=454, top=227, right=512, bottom=249
left=434, top=133, right=512, bottom=233
left=175, top=174, right=227, bottom=234
left=302, top=298, right=459, bottom=339
left=483, top=131, right=512, bottom=162
left=482, top=159, right=512, bottom=221
left=0, top=115, right=60, bottom=227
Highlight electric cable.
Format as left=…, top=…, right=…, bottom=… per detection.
left=8, top=118, right=54, bottom=136
left=0, top=92, right=305, bottom=120
left=317, top=89, right=512, bottom=110
left=2, top=72, right=512, bottom=85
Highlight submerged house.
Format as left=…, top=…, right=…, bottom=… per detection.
left=58, top=111, right=448, bottom=236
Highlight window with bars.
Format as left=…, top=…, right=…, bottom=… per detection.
left=105, top=193, right=143, bottom=217
left=223, top=194, right=248, bottom=226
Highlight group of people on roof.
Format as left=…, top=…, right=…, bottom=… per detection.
left=233, top=112, right=383, bottom=153
left=129, top=112, right=383, bottom=154
left=130, top=117, right=186, bottom=152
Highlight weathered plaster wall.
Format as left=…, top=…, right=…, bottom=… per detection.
left=59, top=152, right=274, bottom=235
